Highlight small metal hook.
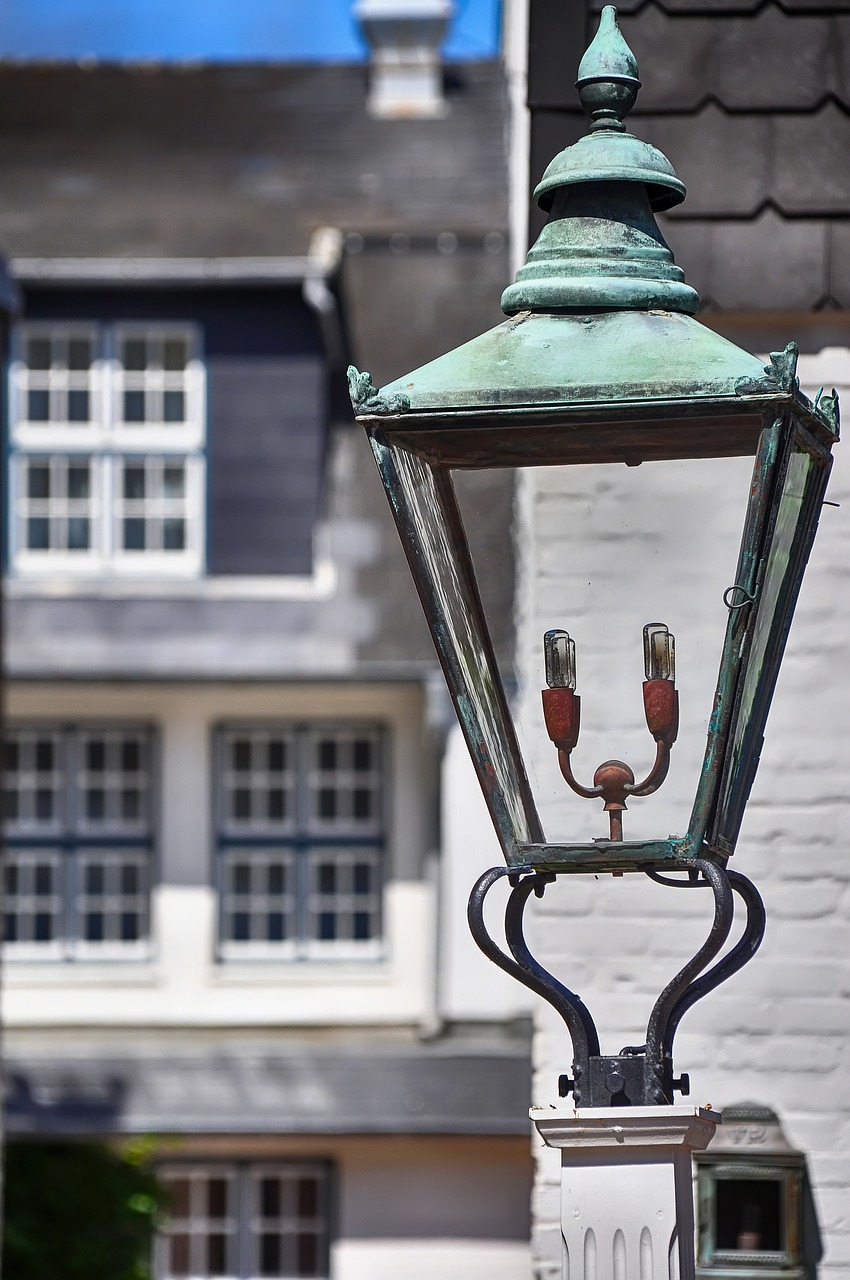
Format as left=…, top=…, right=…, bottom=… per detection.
left=723, top=584, right=756, bottom=611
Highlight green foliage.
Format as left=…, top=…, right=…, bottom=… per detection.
left=2, top=1141, right=170, bottom=1280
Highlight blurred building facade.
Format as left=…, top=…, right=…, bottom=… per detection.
left=511, top=2, right=850, bottom=1277
left=0, top=33, right=536, bottom=1280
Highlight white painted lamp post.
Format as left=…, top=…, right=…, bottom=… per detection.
left=348, top=7, right=838, bottom=1277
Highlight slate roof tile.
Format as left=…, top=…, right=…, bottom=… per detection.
left=619, top=6, right=850, bottom=112
left=0, top=62, right=507, bottom=259
left=629, top=104, right=850, bottom=218
left=663, top=208, right=830, bottom=310
left=592, top=0, right=848, bottom=14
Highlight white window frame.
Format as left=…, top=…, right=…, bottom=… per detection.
left=8, top=321, right=205, bottom=578
left=9, top=323, right=106, bottom=450
left=109, top=322, right=205, bottom=452
left=216, top=724, right=386, bottom=962
left=3, top=723, right=155, bottom=961
left=156, top=1161, right=331, bottom=1280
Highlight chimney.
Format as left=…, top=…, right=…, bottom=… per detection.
left=355, top=0, right=454, bottom=119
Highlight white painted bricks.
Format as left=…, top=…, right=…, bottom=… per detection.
left=533, top=1106, right=719, bottom=1280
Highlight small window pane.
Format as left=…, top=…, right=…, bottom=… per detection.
left=123, top=518, right=146, bottom=551
left=123, top=466, right=146, bottom=500
left=121, top=863, right=139, bottom=894
left=85, top=863, right=104, bottom=894
left=163, top=338, right=188, bottom=371
left=27, top=518, right=50, bottom=550
left=163, top=390, right=185, bottom=422
left=121, top=788, right=140, bottom=820
left=207, top=1178, right=228, bottom=1218
left=34, top=864, right=54, bottom=895
left=169, top=1234, right=190, bottom=1276
left=207, top=1234, right=227, bottom=1273
left=28, top=465, right=50, bottom=500
left=297, top=1178, right=318, bottom=1217
left=67, top=464, right=90, bottom=499
left=353, top=865, right=371, bottom=895
left=67, top=389, right=90, bottom=422
left=260, top=1233, right=280, bottom=1275
left=67, top=338, right=92, bottom=370
left=86, top=740, right=105, bottom=770
left=120, top=912, right=139, bottom=941
left=35, top=740, right=54, bottom=771
left=34, top=912, right=53, bottom=942
left=261, top=1178, right=280, bottom=1217
left=123, top=339, right=147, bottom=371
left=163, top=465, right=185, bottom=499
left=163, top=518, right=185, bottom=551
left=123, top=389, right=146, bottom=422
left=27, top=337, right=51, bottom=369
left=27, top=389, right=50, bottom=421
left=34, top=788, right=54, bottom=819
left=267, top=864, right=286, bottom=894
left=67, top=517, right=90, bottom=551
left=86, top=788, right=105, bottom=819
left=85, top=912, right=104, bottom=941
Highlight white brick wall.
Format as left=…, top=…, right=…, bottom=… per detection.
left=516, top=357, right=850, bottom=1276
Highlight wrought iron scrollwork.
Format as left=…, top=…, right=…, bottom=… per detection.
left=467, top=857, right=765, bottom=1108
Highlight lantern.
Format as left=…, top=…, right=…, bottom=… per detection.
left=347, top=7, right=838, bottom=1110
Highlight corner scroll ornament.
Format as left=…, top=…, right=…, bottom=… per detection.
left=735, top=341, right=800, bottom=397
left=814, top=386, right=841, bottom=436
left=347, top=365, right=411, bottom=416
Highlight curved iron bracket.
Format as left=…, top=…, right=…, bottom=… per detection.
left=467, top=867, right=600, bottom=1097
left=645, top=864, right=766, bottom=1073
left=467, top=857, right=765, bottom=1108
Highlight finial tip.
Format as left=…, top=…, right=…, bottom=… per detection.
left=576, top=5, right=641, bottom=133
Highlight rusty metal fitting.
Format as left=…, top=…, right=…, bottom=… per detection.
left=643, top=678, right=679, bottom=746
left=542, top=687, right=581, bottom=750
left=592, top=758, right=635, bottom=812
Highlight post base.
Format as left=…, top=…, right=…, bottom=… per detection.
left=532, top=1105, right=720, bottom=1280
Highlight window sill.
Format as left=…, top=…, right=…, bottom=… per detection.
left=4, top=559, right=338, bottom=602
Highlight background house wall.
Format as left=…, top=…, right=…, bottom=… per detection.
left=0, top=22, right=535, bottom=1279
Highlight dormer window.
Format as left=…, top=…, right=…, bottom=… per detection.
left=8, top=322, right=205, bottom=576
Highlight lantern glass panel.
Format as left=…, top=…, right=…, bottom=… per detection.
left=369, top=431, right=542, bottom=854
left=498, top=453, right=753, bottom=847
left=709, top=419, right=832, bottom=850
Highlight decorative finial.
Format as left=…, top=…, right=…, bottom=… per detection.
left=576, top=6, right=641, bottom=133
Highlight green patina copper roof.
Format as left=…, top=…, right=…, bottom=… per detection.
left=369, top=310, right=771, bottom=416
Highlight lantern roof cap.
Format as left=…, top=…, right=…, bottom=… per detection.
left=500, top=7, right=695, bottom=315
left=534, top=6, right=684, bottom=215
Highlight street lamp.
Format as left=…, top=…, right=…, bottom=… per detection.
left=349, top=6, right=838, bottom=1275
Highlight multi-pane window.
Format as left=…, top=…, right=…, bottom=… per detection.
left=3, top=725, right=153, bottom=958
left=9, top=322, right=204, bottom=575
left=217, top=725, right=384, bottom=959
left=157, top=1163, right=330, bottom=1280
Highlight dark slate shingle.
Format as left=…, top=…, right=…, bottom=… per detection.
left=0, top=61, right=508, bottom=260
